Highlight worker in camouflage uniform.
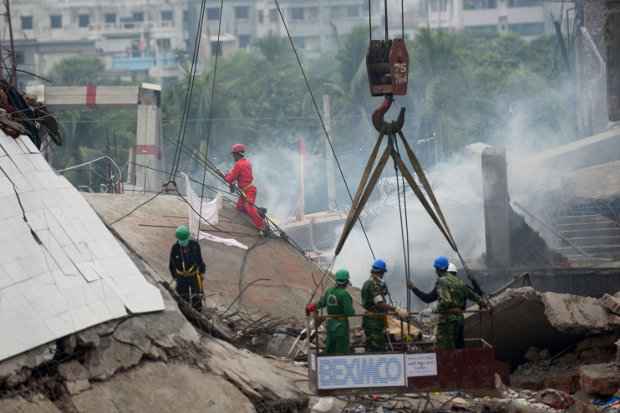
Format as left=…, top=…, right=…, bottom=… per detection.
left=408, top=256, right=486, bottom=350
left=361, top=259, right=408, bottom=352
left=306, top=269, right=355, bottom=354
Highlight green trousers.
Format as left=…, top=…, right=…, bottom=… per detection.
left=324, top=319, right=349, bottom=354
left=363, top=315, right=387, bottom=352
left=437, top=315, right=465, bottom=350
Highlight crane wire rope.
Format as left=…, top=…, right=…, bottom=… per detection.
left=197, top=0, right=224, bottom=239
left=168, top=0, right=209, bottom=182
left=273, top=0, right=375, bottom=260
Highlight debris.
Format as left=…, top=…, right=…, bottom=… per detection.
left=466, top=287, right=620, bottom=363
left=600, top=294, right=620, bottom=316
left=579, top=363, right=620, bottom=396
left=536, top=389, right=575, bottom=409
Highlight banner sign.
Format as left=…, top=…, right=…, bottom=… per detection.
left=406, top=353, right=438, bottom=377
left=317, top=354, right=406, bottom=389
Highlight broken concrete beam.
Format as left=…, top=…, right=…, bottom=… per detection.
left=465, top=287, right=620, bottom=363
left=71, top=362, right=256, bottom=413
left=579, top=363, right=620, bottom=396
left=599, top=293, right=620, bottom=315
left=0, top=394, right=62, bottom=413
left=58, top=360, right=91, bottom=395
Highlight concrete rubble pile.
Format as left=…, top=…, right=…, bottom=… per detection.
left=0, top=243, right=310, bottom=413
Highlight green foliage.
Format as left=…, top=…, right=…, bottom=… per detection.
left=48, top=57, right=105, bottom=86
left=47, top=29, right=575, bottom=191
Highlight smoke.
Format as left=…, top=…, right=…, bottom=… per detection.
left=334, top=148, right=486, bottom=299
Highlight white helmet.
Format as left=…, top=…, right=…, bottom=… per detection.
left=447, top=262, right=458, bottom=274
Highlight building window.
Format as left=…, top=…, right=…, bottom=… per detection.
left=157, top=38, right=172, bottom=51
left=21, top=16, right=33, bottom=30
left=15, top=51, right=25, bottom=65
left=105, top=13, right=117, bottom=24
left=347, top=6, right=359, bottom=17
left=78, top=14, right=90, bottom=28
left=465, top=24, right=498, bottom=34
left=509, top=22, right=545, bottom=35
left=293, top=36, right=305, bottom=49
left=508, top=0, right=542, bottom=6
left=133, top=12, right=144, bottom=22
left=290, top=7, right=304, bottom=20
left=211, top=41, right=222, bottom=57
left=50, top=15, right=62, bottom=29
left=331, top=6, right=344, bottom=18
left=307, top=7, right=319, bottom=21
left=258, top=10, right=264, bottom=23
left=239, top=34, right=251, bottom=48
left=207, top=8, right=220, bottom=20
left=235, top=6, right=249, bottom=19
left=431, top=0, right=449, bottom=12
left=463, top=0, right=497, bottom=9
left=269, top=9, right=278, bottom=22
left=161, top=10, right=174, bottom=21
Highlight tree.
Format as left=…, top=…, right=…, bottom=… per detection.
left=48, top=57, right=105, bottom=86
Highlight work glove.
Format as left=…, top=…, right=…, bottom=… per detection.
left=305, top=303, right=317, bottom=316
left=407, top=280, right=415, bottom=290
left=229, top=184, right=236, bottom=194
left=396, top=307, right=409, bottom=320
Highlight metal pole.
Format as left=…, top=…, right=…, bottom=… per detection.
left=384, top=0, right=389, bottom=41
left=5, top=0, right=16, bottom=86
left=296, top=137, right=305, bottom=221
left=323, top=95, right=337, bottom=211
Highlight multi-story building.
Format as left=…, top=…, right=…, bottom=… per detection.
left=10, top=0, right=189, bottom=82
left=203, top=0, right=378, bottom=55
left=420, top=0, right=565, bottom=38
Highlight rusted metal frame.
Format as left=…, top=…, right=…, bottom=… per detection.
left=397, top=131, right=456, bottom=247
left=335, top=144, right=392, bottom=255
left=395, top=156, right=457, bottom=251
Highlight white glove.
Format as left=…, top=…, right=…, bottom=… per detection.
left=396, top=307, right=409, bottom=319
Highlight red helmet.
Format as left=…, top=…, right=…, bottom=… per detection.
left=231, top=143, right=246, bottom=154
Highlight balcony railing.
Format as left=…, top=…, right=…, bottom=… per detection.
left=111, top=54, right=178, bottom=71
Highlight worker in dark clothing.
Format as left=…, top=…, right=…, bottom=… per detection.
left=361, top=259, right=408, bottom=352
left=224, top=143, right=267, bottom=234
left=408, top=256, right=485, bottom=350
left=306, top=269, right=355, bottom=354
left=169, top=225, right=206, bottom=312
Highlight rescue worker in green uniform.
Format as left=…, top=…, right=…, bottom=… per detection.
left=306, top=269, right=355, bottom=354
left=408, top=256, right=486, bottom=350
left=361, top=259, right=408, bottom=352
left=169, top=225, right=206, bottom=312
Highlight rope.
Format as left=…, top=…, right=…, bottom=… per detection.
left=392, top=137, right=411, bottom=312
left=198, top=0, right=224, bottom=238
left=168, top=0, right=208, bottom=181
left=108, top=190, right=164, bottom=226
left=273, top=0, right=375, bottom=260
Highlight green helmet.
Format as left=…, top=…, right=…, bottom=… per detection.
left=335, top=269, right=350, bottom=285
left=176, top=225, right=190, bottom=247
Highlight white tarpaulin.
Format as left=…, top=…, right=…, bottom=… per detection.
left=0, top=131, right=164, bottom=362
left=184, top=174, right=248, bottom=250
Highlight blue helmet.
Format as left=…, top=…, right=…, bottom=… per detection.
left=371, top=259, right=387, bottom=273
left=433, top=256, right=449, bottom=271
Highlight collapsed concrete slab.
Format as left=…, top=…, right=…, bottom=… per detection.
left=86, top=193, right=320, bottom=320
left=465, top=287, right=620, bottom=364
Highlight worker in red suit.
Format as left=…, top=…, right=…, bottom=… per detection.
left=225, top=144, right=267, bottom=233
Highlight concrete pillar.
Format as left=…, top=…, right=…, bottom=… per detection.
left=134, top=83, right=163, bottom=193
left=481, top=146, right=511, bottom=270
left=323, top=95, right=337, bottom=211
left=607, top=2, right=620, bottom=121
left=296, top=137, right=305, bottom=222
